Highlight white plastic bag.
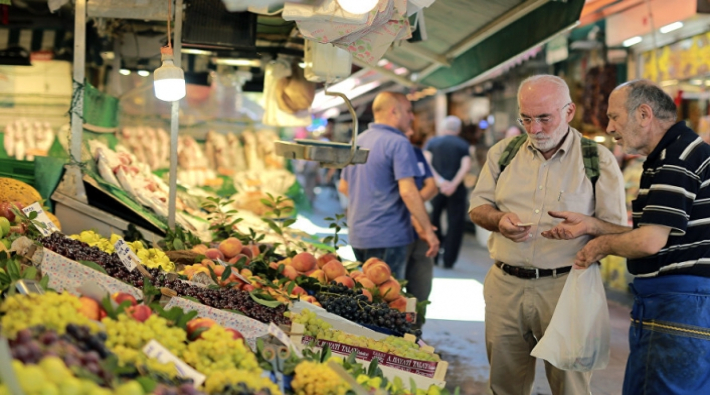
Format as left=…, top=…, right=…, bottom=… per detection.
left=530, top=265, right=610, bottom=371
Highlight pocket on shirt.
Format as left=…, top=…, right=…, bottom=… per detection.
left=557, top=192, right=593, bottom=215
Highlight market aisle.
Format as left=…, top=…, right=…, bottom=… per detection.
left=421, top=234, right=631, bottom=395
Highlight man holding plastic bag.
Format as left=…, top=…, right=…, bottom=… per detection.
left=543, top=80, right=710, bottom=395
left=469, top=75, right=627, bottom=395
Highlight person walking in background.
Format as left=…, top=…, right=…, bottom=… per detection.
left=339, top=92, right=439, bottom=279
left=404, top=127, right=438, bottom=322
left=469, top=75, right=626, bottom=395
left=424, top=116, right=471, bottom=268
left=542, top=80, right=710, bottom=395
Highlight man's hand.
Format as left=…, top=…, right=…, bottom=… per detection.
left=423, top=229, right=440, bottom=257
left=541, top=211, right=593, bottom=240
left=412, top=216, right=437, bottom=240
left=574, top=237, right=607, bottom=268
left=498, top=213, right=531, bottom=243
left=439, top=181, right=457, bottom=196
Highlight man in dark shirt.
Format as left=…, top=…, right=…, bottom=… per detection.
left=543, top=80, right=710, bottom=395
left=424, top=116, right=471, bottom=268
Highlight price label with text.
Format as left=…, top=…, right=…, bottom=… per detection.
left=269, top=322, right=303, bottom=358
left=114, top=238, right=139, bottom=272
left=143, top=340, right=206, bottom=387
left=22, top=203, right=59, bottom=236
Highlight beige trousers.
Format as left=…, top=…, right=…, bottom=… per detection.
left=484, top=265, right=592, bottom=395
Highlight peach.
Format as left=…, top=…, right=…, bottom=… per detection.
left=365, top=262, right=391, bottom=285
left=378, top=279, right=402, bottom=302
left=228, top=254, right=250, bottom=265
left=186, top=318, right=216, bottom=339
left=317, top=252, right=338, bottom=269
left=240, top=268, right=253, bottom=278
left=78, top=297, right=101, bottom=321
left=302, top=295, right=318, bottom=304
left=201, top=259, right=216, bottom=269
left=111, top=292, right=137, bottom=307
left=291, top=286, right=308, bottom=296
left=126, top=305, right=152, bottom=323
left=362, top=257, right=383, bottom=272
left=225, top=328, right=245, bottom=341
left=323, top=260, right=347, bottom=281
left=192, top=244, right=209, bottom=254
left=308, top=269, right=327, bottom=283
left=334, top=275, right=355, bottom=289
left=282, top=265, right=298, bottom=281
left=291, top=252, right=317, bottom=272
left=361, top=289, right=373, bottom=302
left=218, top=237, right=243, bottom=259
left=355, top=276, right=376, bottom=290
left=204, top=248, right=225, bottom=261
left=269, top=261, right=280, bottom=270
left=241, top=243, right=261, bottom=258
left=213, top=266, right=225, bottom=277
left=389, top=296, right=407, bottom=312
left=349, top=271, right=363, bottom=279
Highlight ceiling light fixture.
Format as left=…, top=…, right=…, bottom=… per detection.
left=622, top=36, right=643, bottom=47
left=212, top=58, right=262, bottom=67
left=660, top=21, right=683, bottom=34
left=137, top=70, right=150, bottom=77
left=181, top=48, right=215, bottom=56
left=336, top=0, right=378, bottom=15
left=119, top=69, right=131, bottom=76
left=153, top=0, right=186, bottom=102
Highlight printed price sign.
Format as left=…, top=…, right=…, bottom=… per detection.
left=114, top=238, right=139, bottom=272
left=22, top=203, right=59, bottom=236
left=269, top=322, right=303, bottom=358
left=143, top=340, right=206, bottom=388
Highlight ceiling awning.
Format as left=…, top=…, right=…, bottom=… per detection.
left=379, top=0, right=586, bottom=90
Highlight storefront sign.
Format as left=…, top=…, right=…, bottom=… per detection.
left=640, top=31, right=710, bottom=81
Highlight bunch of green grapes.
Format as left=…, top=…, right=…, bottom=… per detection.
left=291, top=360, right=350, bottom=395
left=203, top=368, right=281, bottom=394
left=0, top=293, right=99, bottom=339
left=290, top=310, right=438, bottom=362
left=0, top=357, right=145, bottom=395
left=182, top=326, right=260, bottom=376
left=103, top=314, right=186, bottom=357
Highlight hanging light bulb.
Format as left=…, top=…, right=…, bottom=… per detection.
left=154, top=47, right=186, bottom=101
left=337, top=0, right=379, bottom=15
left=153, top=0, right=185, bottom=102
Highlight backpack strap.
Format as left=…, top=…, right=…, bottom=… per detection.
left=498, top=134, right=529, bottom=174
left=580, top=136, right=600, bottom=190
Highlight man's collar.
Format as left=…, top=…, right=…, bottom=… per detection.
left=645, top=122, right=687, bottom=163
left=369, top=123, right=405, bottom=135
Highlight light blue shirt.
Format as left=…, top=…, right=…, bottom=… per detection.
left=342, top=123, right=419, bottom=249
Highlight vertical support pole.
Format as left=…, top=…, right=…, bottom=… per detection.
left=434, top=92, right=447, bottom=135
left=59, top=0, right=88, bottom=202
left=168, top=0, right=183, bottom=230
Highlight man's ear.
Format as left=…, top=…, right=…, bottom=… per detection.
left=638, top=104, right=653, bottom=125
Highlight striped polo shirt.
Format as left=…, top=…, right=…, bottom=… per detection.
left=629, top=122, right=710, bottom=277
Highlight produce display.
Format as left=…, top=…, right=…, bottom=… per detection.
left=71, top=230, right=176, bottom=271
left=119, top=126, right=170, bottom=171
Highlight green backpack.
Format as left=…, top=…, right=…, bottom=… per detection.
left=497, top=134, right=600, bottom=189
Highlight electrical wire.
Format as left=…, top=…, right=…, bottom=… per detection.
left=167, top=0, right=172, bottom=49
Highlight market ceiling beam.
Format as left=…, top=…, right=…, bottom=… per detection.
left=395, top=41, right=451, bottom=67
left=352, top=59, right=417, bottom=88
left=414, top=0, right=552, bottom=82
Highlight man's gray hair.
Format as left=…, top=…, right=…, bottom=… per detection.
left=441, top=115, right=462, bottom=135
left=517, top=74, right=572, bottom=106
left=620, top=79, right=677, bottom=122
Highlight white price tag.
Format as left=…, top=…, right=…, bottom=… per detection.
left=22, top=203, right=59, bottom=236
left=143, top=340, right=206, bottom=388
left=114, top=238, right=139, bottom=272
left=268, top=322, right=303, bottom=358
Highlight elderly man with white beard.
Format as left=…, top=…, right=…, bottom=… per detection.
left=468, top=75, right=627, bottom=395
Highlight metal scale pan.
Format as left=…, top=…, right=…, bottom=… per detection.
left=274, top=90, right=369, bottom=169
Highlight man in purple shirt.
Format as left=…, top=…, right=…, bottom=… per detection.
left=339, top=92, right=439, bottom=278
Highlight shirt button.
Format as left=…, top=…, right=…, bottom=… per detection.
left=538, top=185, right=543, bottom=190
left=529, top=233, right=533, bottom=237
left=535, top=209, right=540, bottom=214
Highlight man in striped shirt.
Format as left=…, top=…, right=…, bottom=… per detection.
left=543, top=79, right=710, bottom=395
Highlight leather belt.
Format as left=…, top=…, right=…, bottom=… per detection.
left=495, top=261, right=572, bottom=279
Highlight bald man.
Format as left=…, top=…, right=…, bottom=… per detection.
left=339, top=92, right=439, bottom=280
left=469, top=75, right=626, bottom=395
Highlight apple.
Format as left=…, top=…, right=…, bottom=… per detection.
left=111, top=292, right=137, bottom=307
left=186, top=318, right=217, bottom=339
left=225, top=328, right=245, bottom=341
left=125, top=305, right=152, bottom=323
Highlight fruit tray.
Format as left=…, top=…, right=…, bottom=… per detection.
left=290, top=322, right=447, bottom=390
left=164, top=296, right=268, bottom=350
left=40, top=249, right=143, bottom=300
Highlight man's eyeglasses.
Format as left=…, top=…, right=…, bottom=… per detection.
left=517, top=102, right=572, bottom=127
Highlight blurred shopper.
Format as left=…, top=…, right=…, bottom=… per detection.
left=339, top=92, right=439, bottom=278
left=469, top=75, right=626, bottom=395
left=424, top=116, right=471, bottom=268
left=404, top=127, right=438, bottom=321
left=542, top=80, right=710, bottom=395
